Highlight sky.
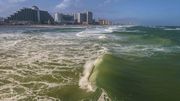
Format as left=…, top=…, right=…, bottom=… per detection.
left=0, top=0, right=180, bottom=25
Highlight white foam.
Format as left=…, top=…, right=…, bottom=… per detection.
left=98, top=89, right=111, bottom=101
left=111, top=44, right=174, bottom=58
left=98, top=35, right=107, bottom=39
left=164, top=28, right=180, bottom=30
left=105, top=25, right=128, bottom=32
left=79, top=54, right=105, bottom=92
left=79, top=60, right=96, bottom=92
left=0, top=27, right=110, bottom=100
left=76, top=26, right=116, bottom=38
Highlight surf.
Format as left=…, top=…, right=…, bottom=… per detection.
left=79, top=54, right=112, bottom=101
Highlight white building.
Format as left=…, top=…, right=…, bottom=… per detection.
left=76, top=11, right=93, bottom=24
left=55, top=11, right=93, bottom=24
left=54, top=13, right=61, bottom=23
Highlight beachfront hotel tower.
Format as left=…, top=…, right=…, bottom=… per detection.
left=5, top=6, right=54, bottom=24
left=54, top=11, right=93, bottom=25
left=54, top=13, right=74, bottom=24
left=86, top=11, right=93, bottom=24
left=75, top=11, right=93, bottom=24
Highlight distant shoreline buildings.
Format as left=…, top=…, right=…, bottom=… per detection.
left=1, top=6, right=112, bottom=25
left=54, top=11, right=94, bottom=25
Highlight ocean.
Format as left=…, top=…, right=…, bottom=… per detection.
left=0, top=25, right=180, bottom=101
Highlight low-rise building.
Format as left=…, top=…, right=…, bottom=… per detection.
left=98, top=19, right=112, bottom=25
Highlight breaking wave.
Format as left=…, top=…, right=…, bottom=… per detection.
left=76, top=25, right=128, bottom=37
left=79, top=54, right=112, bottom=101
left=164, top=28, right=180, bottom=30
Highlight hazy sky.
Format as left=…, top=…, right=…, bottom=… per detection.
left=0, top=0, right=180, bottom=25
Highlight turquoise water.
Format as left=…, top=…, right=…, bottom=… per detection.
left=0, top=26, right=180, bottom=101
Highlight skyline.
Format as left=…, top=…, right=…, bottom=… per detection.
left=0, top=0, right=180, bottom=25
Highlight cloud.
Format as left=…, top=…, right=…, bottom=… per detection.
left=104, top=0, right=112, bottom=4
left=7, top=0, right=27, bottom=3
left=56, top=0, right=81, bottom=10
left=55, top=0, right=116, bottom=10
left=0, top=0, right=28, bottom=16
left=0, top=0, right=27, bottom=4
left=98, top=0, right=118, bottom=7
left=56, top=0, right=73, bottom=10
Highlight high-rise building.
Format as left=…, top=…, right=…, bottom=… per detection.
left=54, top=13, right=61, bottom=23
left=55, top=11, right=94, bottom=25
left=0, top=17, right=3, bottom=21
left=5, top=6, right=54, bottom=24
left=73, top=13, right=78, bottom=24
left=77, top=13, right=86, bottom=24
left=54, top=13, right=74, bottom=24
left=86, top=11, right=93, bottom=24
left=0, top=17, right=4, bottom=25
left=76, top=11, right=93, bottom=24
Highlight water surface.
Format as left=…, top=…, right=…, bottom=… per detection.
left=0, top=25, right=180, bottom=101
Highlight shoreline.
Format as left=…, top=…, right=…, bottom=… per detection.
left=0, top=24, right=114, bottom=28
left=0, top=24, right=87, bottom=28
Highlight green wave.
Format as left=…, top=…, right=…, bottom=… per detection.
left=91, top=53, right=180, bottom=101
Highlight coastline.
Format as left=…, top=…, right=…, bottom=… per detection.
left=0, top=24, right=87, bottom=28
left=0, top=24, right=115, bottom=29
